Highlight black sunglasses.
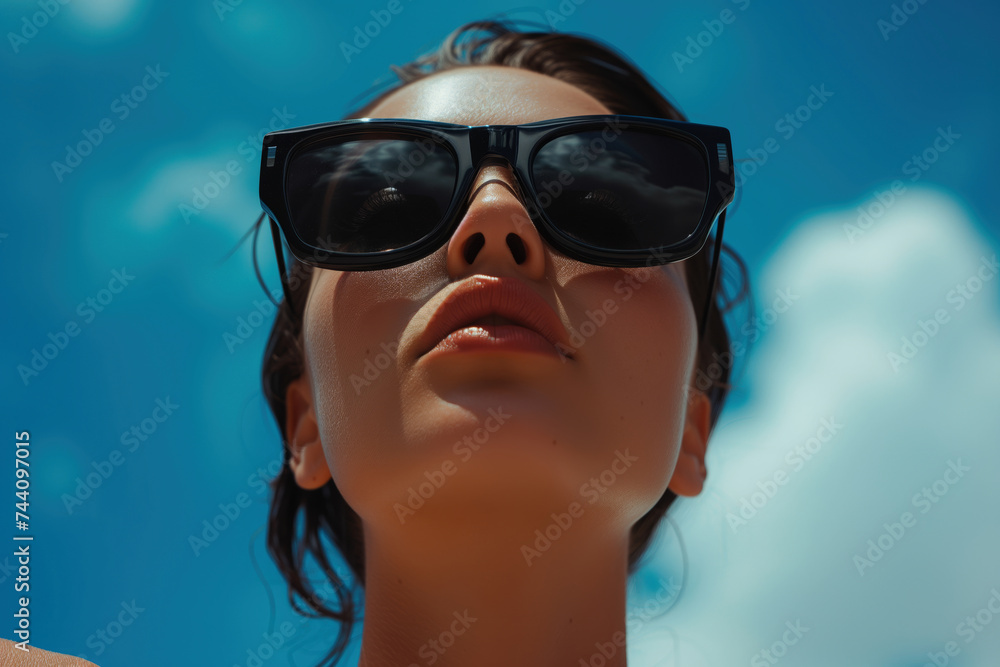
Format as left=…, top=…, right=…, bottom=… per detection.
left=259, top=114, right=734, bottom=338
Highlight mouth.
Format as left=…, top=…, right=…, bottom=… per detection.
left=464, top=314, right=520, bottom=328
left=416, top=276, right=574, bottom=362
left=427, top=317, right=568, bottom=359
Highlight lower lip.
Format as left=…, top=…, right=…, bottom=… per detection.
left=422, top=324, right=565, bottom=359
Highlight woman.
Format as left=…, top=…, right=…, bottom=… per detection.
left=257, top=18, right=748, bottom=667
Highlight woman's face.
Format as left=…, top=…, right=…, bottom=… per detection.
left=286, top=65, right=710, bottom=539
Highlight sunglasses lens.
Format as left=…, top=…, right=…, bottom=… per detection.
left=531, top=129, right=709, bottom=252
left=285, top=134, right=458, bottom=254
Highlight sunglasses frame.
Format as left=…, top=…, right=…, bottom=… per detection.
left=259, top=114, right=734, bottom=337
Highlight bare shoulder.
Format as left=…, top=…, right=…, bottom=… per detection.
left=0, top=638, right=99, bottom=666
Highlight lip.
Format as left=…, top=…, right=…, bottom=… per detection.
left=416, top=276, right=573, bottom=361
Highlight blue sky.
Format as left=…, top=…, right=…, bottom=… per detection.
left=2, top=0, right=998, bottom=665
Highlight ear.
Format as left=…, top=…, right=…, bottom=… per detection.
left=667, top=386, right=711, bottom=497
left=284, top=374, right=332, bottom=490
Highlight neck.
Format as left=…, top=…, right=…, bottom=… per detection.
left=356, top=519, right=630, bottom=667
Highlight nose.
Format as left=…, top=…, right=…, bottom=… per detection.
left=444, top=157, right=547, bottom=281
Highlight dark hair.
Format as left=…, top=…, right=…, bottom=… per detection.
left=256, top=17, right=750, bottom=667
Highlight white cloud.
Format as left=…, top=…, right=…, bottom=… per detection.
left=632, top=186, right=1000, bottom=666
left=69, top=0, right=144, bottom=30
left=75, top=138, right=274, bottom=314
left=125, top=149, right=258, bottom=234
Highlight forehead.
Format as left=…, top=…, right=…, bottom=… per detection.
left=364, top=65, right=613, bottom=125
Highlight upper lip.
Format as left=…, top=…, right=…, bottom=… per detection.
left=417, top=276, right=572, bottom=359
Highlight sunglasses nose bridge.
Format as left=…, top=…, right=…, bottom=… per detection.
left=461, top=125, right=526, bottom=206
left=469, top=125, right=518, bottom=163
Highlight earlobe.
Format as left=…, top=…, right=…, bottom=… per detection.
left=668, top=387, right=712, bottom=497
left=284, top=374, right=332, bottom=490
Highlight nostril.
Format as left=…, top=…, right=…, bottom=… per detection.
left=463, top=233, right=485, bottom=264
left=506, top=234, right=526, bottom=264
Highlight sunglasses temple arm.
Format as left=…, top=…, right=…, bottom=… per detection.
left=698, top=208, right=727, bottom=342
left=268, top=215, right=298, bottom=316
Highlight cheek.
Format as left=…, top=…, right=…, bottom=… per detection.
left=563, top=264, right=697, bottom=518
left=301, top=270, right=415, bottom=509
